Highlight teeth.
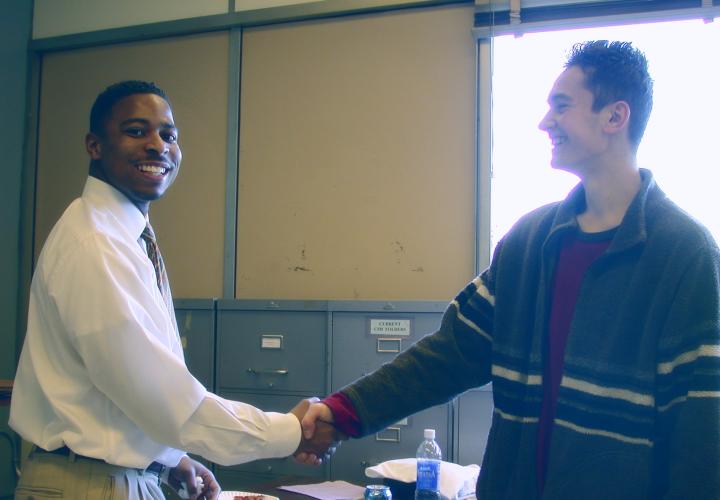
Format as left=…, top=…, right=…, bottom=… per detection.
left=137, top=164, right=167, bottom=175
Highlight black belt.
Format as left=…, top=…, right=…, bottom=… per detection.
left=39, top=445, right=165, bottom=475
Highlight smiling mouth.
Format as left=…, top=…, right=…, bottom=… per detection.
left=551, top=137, right=566, bottom=147
left=135, top=163, right=172, bottom=176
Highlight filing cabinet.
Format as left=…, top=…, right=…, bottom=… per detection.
left=329, top=302, right=451, bottom=485
left=455, top=385, right=494, bottom=466
left=174, top=298, right=216, bottom=391
left=210, top=299, right=495, bottom=490
left=173, top=298, right=217, bottom=474
left=214, top=300, right=329, bottom=490
left=216, top=300, right=328, bottom=395
left=214, top=391, right=328, bottom=487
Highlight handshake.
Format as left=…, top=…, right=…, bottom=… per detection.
left=289, top=398, right=345, bottom=465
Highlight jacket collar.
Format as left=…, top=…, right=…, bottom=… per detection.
left=546, top=168, right=665, bottom=254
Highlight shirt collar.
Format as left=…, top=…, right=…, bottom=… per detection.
left=82, top=176, right=148, bottom=240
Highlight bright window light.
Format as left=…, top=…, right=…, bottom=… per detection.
left=491, top=19, right=720, bottom=251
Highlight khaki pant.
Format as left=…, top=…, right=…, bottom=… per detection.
left=15, top=448, right=165, bottom=500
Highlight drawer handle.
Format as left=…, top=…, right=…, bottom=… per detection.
left=247, top=368, right=289, bottom=375
left=377, top=337, right=402, bottom=353
left=375, top=427, right=401, bottom=442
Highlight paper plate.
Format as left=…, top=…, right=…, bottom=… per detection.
left=219, top=491, right=280, bottom=500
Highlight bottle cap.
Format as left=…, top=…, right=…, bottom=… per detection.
left=424, top=428, right=435, bottom=439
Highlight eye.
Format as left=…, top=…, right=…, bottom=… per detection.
left=163, top=131, right=178, bottom=143
left=125, top=127, right=145, bottom=137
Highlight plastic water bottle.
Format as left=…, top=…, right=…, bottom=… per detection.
left=415, top=428, right=442, bottom=500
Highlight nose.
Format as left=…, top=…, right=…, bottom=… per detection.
left=538, top=110, right=553, bottom=131
left=145, top=131, right=168, bottom=155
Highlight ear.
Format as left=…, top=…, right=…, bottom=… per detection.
left=85, top=132, right=103, bottom=160
left=603, top=101, right=630, bottom=136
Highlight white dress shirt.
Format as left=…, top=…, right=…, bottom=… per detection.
left=10, top=177, right=300, bottom=468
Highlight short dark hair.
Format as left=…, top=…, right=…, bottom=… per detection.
left=89, top=80, right=170, bottom=136
left=565, top=40, right=653, bottom=149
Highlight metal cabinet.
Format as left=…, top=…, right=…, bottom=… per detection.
left=329, top=302, right=450, bottom=485
left=215, top=300, right=329, bottom=490
left=207, top=299, right=494, bottom=490
left=216, top=300, right=328, bottom=395
left=214, top=391, right=328, bottom=489
left=174, top=298, right=216, bottom=391
left=172, top=298, right=217, bottom=473
left=455, top=386, right=494, bottom=466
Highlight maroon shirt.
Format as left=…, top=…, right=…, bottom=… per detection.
left=536, top=228, right=614, bottom=494
left=323, top=391, right=362, bottom=438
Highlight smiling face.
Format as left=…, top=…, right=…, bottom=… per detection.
left=538, top=66, right=611, bottom=176
left=86, top=93, right=181, bottom=214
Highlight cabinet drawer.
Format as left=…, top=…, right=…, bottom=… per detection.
left=174, top=299, right=215, bottom=391
left=331, top=311, right=443, bottom=390
left=217, top=391, right=327, bottom=479
left=330, top=404, right=450, bottom=486
left=217, top=309, right=326, bottom=393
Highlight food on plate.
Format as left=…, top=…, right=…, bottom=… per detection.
left=233, top=495, right=264, bottom=500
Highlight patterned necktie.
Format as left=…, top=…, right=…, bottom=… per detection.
left=141, top=223, right=178, bottom=333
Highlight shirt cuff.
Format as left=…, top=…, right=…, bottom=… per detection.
left=262, top=411, right=303, bottom=458
left=323, top=392, right=362, bottom=438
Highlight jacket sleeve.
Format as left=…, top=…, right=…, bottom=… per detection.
left=655, top=245, right=720, bottom=499
left=342, top=269, right=497, bottom=437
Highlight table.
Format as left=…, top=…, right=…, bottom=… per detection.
left=240, top=476, right=363, bottom=500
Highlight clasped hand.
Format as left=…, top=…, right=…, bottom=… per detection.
left=290, top=398, right=346, bottom=465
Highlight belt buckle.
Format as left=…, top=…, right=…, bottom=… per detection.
left=147, top=461, right=165, bottom=474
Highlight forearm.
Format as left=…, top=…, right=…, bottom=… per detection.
left=177, top=393, right=301, bottom=466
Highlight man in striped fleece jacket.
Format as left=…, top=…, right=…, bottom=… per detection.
left=300, top=41, right=720, bottom=498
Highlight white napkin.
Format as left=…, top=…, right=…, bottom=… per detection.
left=365, top=459, right=479, bottom=500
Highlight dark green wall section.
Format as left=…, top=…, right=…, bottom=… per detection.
left=0, top=0, right=32, bottom=495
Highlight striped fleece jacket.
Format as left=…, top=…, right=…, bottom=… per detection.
left=341, top=169, right=720, bottom=499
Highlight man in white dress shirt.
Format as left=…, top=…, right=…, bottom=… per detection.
left=10, top=81, right=338, bottom=500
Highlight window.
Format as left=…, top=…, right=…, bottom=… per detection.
left=491, top=19, right=720, bottom=251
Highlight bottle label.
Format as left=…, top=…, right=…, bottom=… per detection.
left=416, top=459, right=440, bottom=490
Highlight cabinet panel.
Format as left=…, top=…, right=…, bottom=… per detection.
left=216, top=391, right=327, bottom=480
left=174, top=299, right=215, bottom=391
left=330, top=309, right=448, bottom=485
left=330, top=405, right=450, bottom=486
left=217, top=309, right=326, bottom=393
left=331, top=311, right=443, bottom=390
left=456, top=388, right=494, bottom=466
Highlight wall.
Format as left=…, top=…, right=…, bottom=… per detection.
left=0, top=1, right=32, bottom=495
left=237, top=5, right=476, bottom=299
left=29, top=2, right=477, bottom=302
left=31, top=0, right=470, bottom=39
left=34, top=32, right=230, bottom=299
